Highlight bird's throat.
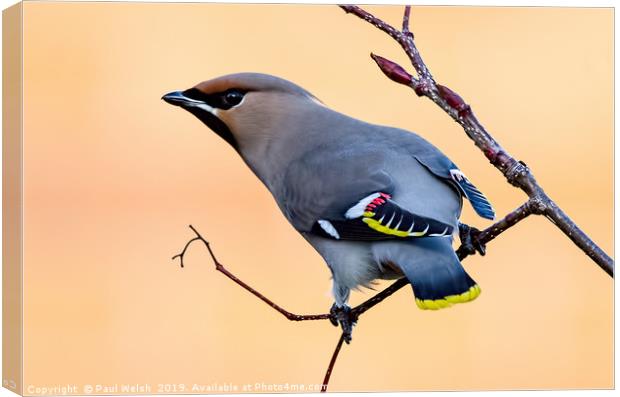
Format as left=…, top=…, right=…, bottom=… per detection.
left=186, top=107, right=239, bottom=150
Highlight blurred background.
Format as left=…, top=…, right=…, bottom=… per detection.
left=22, top=3, right=612, bottom=392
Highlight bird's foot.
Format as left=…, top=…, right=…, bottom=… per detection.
left=329, top=303, right=358, bottom=344
left=458, top=223, right=486, bottom=256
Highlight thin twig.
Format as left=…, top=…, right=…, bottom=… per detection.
left=340, top=4, right=613, bottom=277
left=456, top=201, right=534, bottom=260
left=402, top=5, right=411, bottom=32
left=173, top=225, right=330, bottom=321
left=321, top=333, right=346, bottom=393
left=171, top=237, right=200, bottom=268
left=173, top=225, right=415, bottom=322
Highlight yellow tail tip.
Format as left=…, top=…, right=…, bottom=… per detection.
left=415, top=284, right=481, bottom=310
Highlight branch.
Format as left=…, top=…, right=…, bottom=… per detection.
left=402, top=5, right=411, bottom=33
left=173, top=225, right=400, bottom=392
left=172, top=225, right=330, bottom=322
left=321, top=333, right=345, bottom=393
left=340, top=5, right=613, bottom=277
left=457, top=200, right=535, bottom=260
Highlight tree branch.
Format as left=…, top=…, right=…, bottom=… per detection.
left=321, top=333, right=345, bottom=393
left=172, top=225, right=330, bottom=322
left=340, top=4, right=613, bottom=277
left=456, top=201, right=535, bottom=260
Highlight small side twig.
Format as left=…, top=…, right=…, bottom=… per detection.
left=171, top=237, right=200, bottom=268
left=172, top=225, right=330, bottom=322
left=174, top=225, right=349, bottom=392
left=402, top=5, right=411, bottom=33
left=174, top=225, right=420, bottom=325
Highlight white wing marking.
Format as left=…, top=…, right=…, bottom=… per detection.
left=345, top=193, right=381, bottom=219
left=318, top=220, right=340, bottom=240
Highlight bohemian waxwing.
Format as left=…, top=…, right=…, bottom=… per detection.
left=163, top=73, right=494, bottom=342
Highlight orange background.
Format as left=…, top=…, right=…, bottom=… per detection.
left=21, top=2, right=613, bottom=392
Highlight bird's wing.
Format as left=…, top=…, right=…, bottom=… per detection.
left=279, top=131, right=466, bottom=236
left=413, top=150, right=495, bottom=220
left=279, top=145, right=397, bottom=232
left=311, top=191, right=454, bottom=241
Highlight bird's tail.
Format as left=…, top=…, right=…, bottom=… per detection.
left=376, top=238, right=481, bottom=310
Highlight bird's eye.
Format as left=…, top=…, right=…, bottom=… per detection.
left=223, top=90, right=244, bottom=107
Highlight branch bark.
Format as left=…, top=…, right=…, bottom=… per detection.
left=340, top=4, right=613, bottom=277
left=321, top=334, right=345, bottom=393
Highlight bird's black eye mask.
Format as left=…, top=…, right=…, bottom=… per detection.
left=182, top=88, right=248, bottom=110
left=173, top=88, right=249, bottom=151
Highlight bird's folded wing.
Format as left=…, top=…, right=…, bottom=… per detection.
left=448, top=169, right=495, bottom=220
left=413, top=154, right=495, bottom=220
left=311, top=192, right=453, bottom=241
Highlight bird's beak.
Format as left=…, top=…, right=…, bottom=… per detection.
left=162, top=90, right=236, bottom=150
left=162, top=91, right=187, bottom=106
left=162, top=91, right=202, bottom=107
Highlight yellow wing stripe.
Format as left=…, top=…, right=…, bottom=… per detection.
left=415, top=284, right=481, bottom=310
left=362, top=217, right=413, bottom=238
left=362, top=210, right=425, bottom=238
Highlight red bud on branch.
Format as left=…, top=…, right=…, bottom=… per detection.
left=437, top=84, right=471, bottom=118
left=370, top=53, right=413, bottom=85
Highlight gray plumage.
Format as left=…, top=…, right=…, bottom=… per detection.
left=163, top=73, right=493, bottom=339
left=245, top=92, right=470, bottom=303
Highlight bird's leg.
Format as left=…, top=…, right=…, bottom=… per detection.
left=458, top=223, right=486, bottom=256
left=329, top=283, right=358, bottom=343
left=329, top=303, right=358, bottom=344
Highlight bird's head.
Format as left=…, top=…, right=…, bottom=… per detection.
left=162, top=73, right=322, bottom=152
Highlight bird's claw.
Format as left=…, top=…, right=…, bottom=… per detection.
left=329, top=303, right=358, bottom=344
left=458, top=223, right=486, bottom=256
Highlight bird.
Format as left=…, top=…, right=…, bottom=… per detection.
left=163, top=73, right=494, bottom=343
